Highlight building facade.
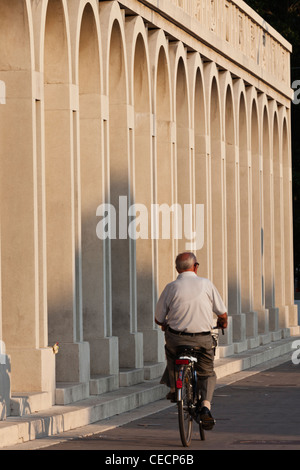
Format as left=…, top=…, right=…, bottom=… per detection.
left=0, top=0, right=299, bottom=420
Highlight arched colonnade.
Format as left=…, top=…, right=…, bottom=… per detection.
left=0, top=0, right=297, bottom=406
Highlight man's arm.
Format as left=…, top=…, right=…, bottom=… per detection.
left=155, top=286, right=170, bottom=331
left=155, top=318, right=168, bottom=331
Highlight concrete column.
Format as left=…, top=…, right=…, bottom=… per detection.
left=262, top=106, right=278, bottom=333
left=0, top=342, right=11, bottom=421
left=250, top=99, right=268, bottom=334
left=0, top=112, right=10, bottom=417
left=191, top=57, right=210, bottom=280
left=125, top=18, right=165, bottom=364
left=210, top=79, right=226, bottom=301
left=0, top=72, right=56, bottom=394
left=103, top=10, right=143, bottom=369
left=0, top=1, right=55, bottom=397
left=75, top=3, right=118, bottom=378
left=273, top=112, right=285, bottom=325
left=175, top=53, right=192, bottom=254
left=226, top=134, right=246, bottom=343
left=1, top=137, right=8, bottom=432
left=148, top=30, right=175, bottom=296
left=282, top=117, right=299, bottom=332
left=225, top=87, right=240, bottom=314
left=237, top=90, right=258, bottom=340
left=43, top=0, right=89, bottom=383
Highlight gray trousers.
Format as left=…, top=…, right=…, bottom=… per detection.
left=160, top=329, right=217, bottom=405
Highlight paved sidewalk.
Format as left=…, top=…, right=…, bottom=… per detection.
left=4, top=350, right=300, bottom=451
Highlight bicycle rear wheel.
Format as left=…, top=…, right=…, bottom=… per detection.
left=177, top=367, right=193, bottom=447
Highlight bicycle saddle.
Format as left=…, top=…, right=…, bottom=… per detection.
left=176, top=345, right=203, bottom=355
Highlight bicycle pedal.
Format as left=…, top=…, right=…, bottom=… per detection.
left=201, top=418, right=216, bottom=431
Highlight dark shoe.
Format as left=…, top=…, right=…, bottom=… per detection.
left=199, top=406, right=215, bottom=430
left=166, top=391, right=176, bottom=402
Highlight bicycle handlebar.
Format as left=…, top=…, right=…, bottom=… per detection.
left=213, top=326, right=224, bottom=335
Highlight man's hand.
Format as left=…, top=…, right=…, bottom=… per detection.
left=155, top=318, right=167, bottom=331
left=217, top=312, right=228, bottom=329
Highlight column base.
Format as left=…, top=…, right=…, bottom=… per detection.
left=9, top=347, right=55, bottom=402
left=55, top=341, right=90, bottom=383
left=288, top=304, right=299, bottom=327
left=246, top=311, right=258, bottom=338
left=118, top=332, right=143, bottom=369
left=88, top=336, right=119, bottom=376
left=284, top=303, right=300, bottom=335
left=268, top=307, right=279, bottom=331
left=256, top=308, right=269, bottom=334
left=279, top=305, right=290, bottom=329
left=142, top=328, right=165, bottom=363
left=230, top=313, right=246, bottom=342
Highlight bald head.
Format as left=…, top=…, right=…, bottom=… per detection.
left=175, top=252, right=198, bottom=273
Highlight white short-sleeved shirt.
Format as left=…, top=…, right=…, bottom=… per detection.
left=155, top=272, right=227, bottom=333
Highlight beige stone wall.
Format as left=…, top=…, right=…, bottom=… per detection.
left=0, top=0, right=298, bottom=416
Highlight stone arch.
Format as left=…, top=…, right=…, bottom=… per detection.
left=125, top=16, right=151, bottom=107
left=99, top=1, right=129, bottom=97
left=44, top=0, right=71, bottom=84
left=74, top=1, right=103, bottom=88
left=0, top=0, right=33, bottom=70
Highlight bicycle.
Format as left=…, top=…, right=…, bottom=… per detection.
left=174, top=327, right=223, bottom=447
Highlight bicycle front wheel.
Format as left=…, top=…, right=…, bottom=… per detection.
left=177, top=367, right=193, bottom=447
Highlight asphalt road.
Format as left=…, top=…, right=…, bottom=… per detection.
left=37, top=358, right=300, bottom=453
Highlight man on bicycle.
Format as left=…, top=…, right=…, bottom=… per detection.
left=155, top=252, right=227, bottom=430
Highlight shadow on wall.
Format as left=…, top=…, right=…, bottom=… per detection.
left=91, top=175, right=160, bottom=363
left=46, top=175, right=161, bottom=380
